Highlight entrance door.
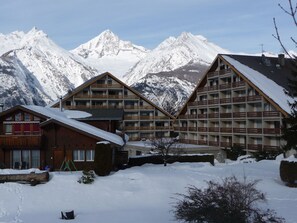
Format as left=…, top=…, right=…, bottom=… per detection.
left=53, top=149, right=65, bottom=170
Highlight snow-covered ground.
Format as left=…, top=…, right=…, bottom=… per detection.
left=0, top=158, right=296, bottom=223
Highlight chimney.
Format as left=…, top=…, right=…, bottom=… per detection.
left=278, top=54, right=285, bottom=66
left=59, top=96, right=63, bottom=112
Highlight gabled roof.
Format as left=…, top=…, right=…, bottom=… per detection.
left=51, top=72, right=175, bottom=119
left=177, top=54, right=296, bottom=117
left=0, top=105, right=124, bottom=146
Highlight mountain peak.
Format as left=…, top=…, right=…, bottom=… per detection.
left=27, top=27, right=47, bottom=38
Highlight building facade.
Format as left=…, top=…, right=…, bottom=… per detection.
left=176, top=54, right=294, bottom=152
left=52, top=72, right=174, bottom=141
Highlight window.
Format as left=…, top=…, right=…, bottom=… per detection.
left=86, top=150, right=95, bottom=161
left=13, top=124, right=22, bottom=135
left=24, top=113, right=31, bottom=121
left=4, top=124, right=12, bottom=134
left=15, top=113, right=22, bottom=121
left=73, top=150, right=85, bottom=161
left=31, top=150, right=40, bottom=168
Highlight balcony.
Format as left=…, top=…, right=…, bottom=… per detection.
left=220, top=141, right=232, bottom=147
left=208, top=99, right=219, bottom=105
left=248, top=144, right=263, bottom=150
left=247, top=128, right=263, bottom=134
left=263, top=111, right=280, bottom=117
left=188, top=127, right=198, bottom=132
left=263, top=128, right=281, bottom=134
left=91, top=83, right=122, bottom=89
left=233, top=128, right=247, bottom=133
left=247, top=95, right=262, bottom=101
left=209, top=141, right=219, bottom=146
left=247, top=112, right=262, bottom=118
left=197, top=87, right=208, bottom=92
left=188, top=139, right=198, bottom=144
left=208, top=86, right=219, bottom=91
left=198, top=101, right=208, bottom=106
left=263, top=145, right=281, bottom=150
left=232, top=81, right=245, bottom=88
left=208, top=71, right=219, bottom=78
left=198, top=127, right=208, bottom=132
left=208, top=127, right=219, bottom=132
left=220, top=113, right=232, bottom=118
left=198, top=140, right=208, bottom=145
left=219, top=83, right=232, bottom=90
left=233, top=96, right=246, bottom=103
left=198, top=114, right=207, bottom=119
left=220, top=128, right=232, bottom=133
left=208, top=113, right=219, bottom=118
left=0, top=135, right=42, bottom=148
left=220, top=98, right=231, bottom=104
left=233, top=112, right=246, bottom=118
left=124, top=116, right=139, bottom=120
left=219, top=68, right=232, bottom=75
left=188, top=101, right=200, bottom=107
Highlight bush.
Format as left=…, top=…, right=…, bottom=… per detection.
left=172, top=176, right=284, bottom=223
left=78, top=170, right=96, bottom=184
left=94, top=143, right=113, bottom=176
left=280, top=160, right=297, bottom=186
left=223, top=145, right=245, bottom=160
left=253, top=150, right=283, bottom=161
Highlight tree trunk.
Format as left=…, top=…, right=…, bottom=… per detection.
left=0, top=172, right=49, bottom=185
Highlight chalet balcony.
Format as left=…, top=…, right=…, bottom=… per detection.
left=125, top=126, right=140, bottom=130
left=188, top=101, right=200, bottom=107
left=198, top=127, right=208, bottom=132
left=198, top=114, right=207, bottom=119
left=208, top=86, right=219, bottom=91
left=263, top=145, right=281, bottom=151
left=208, top=113, right=219, bottom=118
left=124, top=116, right=139, bottom=120
left=188, top=127, right=198, bottom=132
left=220, top=141, right=232, bottom=147
left=176, top=127, right=188, bottom=132
left=247, top=112, right=262, bottom=117
left=91, top=83, right=122, bottom=89
left=263, top=111, right=280, bottom=117
left=187, top=114, right=198, bottom=119
left=263, top=128, right=281, bottom=134
left=208, top=127, right=219, bottom=132
left=0, top=135, right=42, bottom=148
left=247, top=95, right=262, bottom=101
left=233, top=143, right=246, bottom=149
left=124, top=105, right=139, bottom=109
left=220, top=113, right=232, bottom=118
left=232, top=81, right=246, bottom=88
left=155, top=126, right=170, bottom=130
left=219, top=83, right=232, bottom=90
left=219, top=68, right=232, bottom=75
left=198, top=101, right=208, bottom=106
left=233, top=112, right=246, bottom=118
left=90, top=94, right=108, bottom=99
left=233, top=96, right=246, bottom=103
left=198, top=140, right=208, bottom=145
left=207, top=71, right=219, bottom=78
left=123, top=95, right=139, bottom=99
left=188, top=139, right=198, bottom=144
left=208, top=99, right=219, bottom=105
left=233, top=128, right=247, bottom=133
left=247, top=128, right=262, bottom=134
left=107, top=95, right=123, bottom=99
left=140, top=126, right=155, bottom=130
left=139, top=106, right=154, bottom=110
left=220, top=98, right=231, bottom=104
left=139, top=116, right=154, bottom=120
left=248, top=144, right=263, bottom=150
left=179, top=139, right=189, bottom=143
left=220, top=128, right=232, bottom=133
left=209, top=141, right=219, bottom=146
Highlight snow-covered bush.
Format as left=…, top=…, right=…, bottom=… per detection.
left=78, top=170, right=96, bottom=184
left=172, top=176, right=284, bottom=223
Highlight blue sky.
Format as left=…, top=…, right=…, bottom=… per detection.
left=0, top=0, right=295, bottom=53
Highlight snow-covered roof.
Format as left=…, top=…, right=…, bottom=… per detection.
left=222, top=55, right=295, bottom=114
left=21, top=105, right=124, bottom=146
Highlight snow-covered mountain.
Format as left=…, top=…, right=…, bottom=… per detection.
left=0, top=27, right=98, bottom=108
left=71, top=30, right=149, bottom=78
left=124, top=32, right=229, bottom=85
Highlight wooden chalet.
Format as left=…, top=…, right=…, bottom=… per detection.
left=176, top=54, right=296, bottom=152
left=51, top=72, right=175, bottom=141
left=0, top=105, right=124, bottom=170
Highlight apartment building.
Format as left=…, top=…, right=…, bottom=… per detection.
left=52, top=72, right=174, bottom=141
left=176, top=54, right=295, bottom=152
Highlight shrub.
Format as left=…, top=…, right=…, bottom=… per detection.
left=280, top=160, right=297, bottom=186
left=223, top=145, right=245, bottom=160
left=172, top=176, right=284, bottom=223
left=94, top=143, right=113, bottom=176
left=253, top=150, right=283, bottom=161
left=78, top=170, right=95, bottom=184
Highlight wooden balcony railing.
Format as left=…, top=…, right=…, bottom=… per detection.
left=263, top=145, right=281, bottom=150
left=208, top=99, right=219, bottom=105
left=188, top=139, right=198, bottom=144
left=198, top=101, right=208, bottom=106
left=247, top=112, right=262, bottom=117
left=247, top=95, right=262, bottom=101
left=220, top=141, right=232, bottom=147
left=198, top=114, right=207, bottom=119
left=263, top=128, right=281, bottom=134
left=188, top=101, right=200, bottom=106
left=91, top=83, right=122, bottom=89
left=124, top=116, right=139, bottom=120
left=220, top=128, right=232, bottom=133
left=248, top=144, right=263, bottom=150
left=198, top=140, right=208, bottom=145
left=208, top=86, right=219, bottom=91
left=0, top=135, right=41, bottom=148
left=208, top=113, right=219, bottom=118
left=247, top=128, right=263, bottom=134
left=208, top=127, right=219, bottom=132
left=232, top=81, right=245, bottom=88
left=233, top=96, right=246, bottom=103
left=197, top=87, right=208, bottom=92
left=209, top=141, right=219, bottom=146
left=233, top=112, right=246, bottom=118
left=219, top=83, right=232, bottom=90
left=263, top=111, right=280, bottom=117
left=188, top=127, right=198, bottom=132
left=220, top=113, right=232, bottom=118
left=198, top=127, right=208, bottom=132
left=233, top=128, right=247, bottom=133
left=220, top=98, right=231, bottom=104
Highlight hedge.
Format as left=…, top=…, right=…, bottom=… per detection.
left=280, top=160, right=297, bottom=186
left=128, top=154, right=214, bottom=167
